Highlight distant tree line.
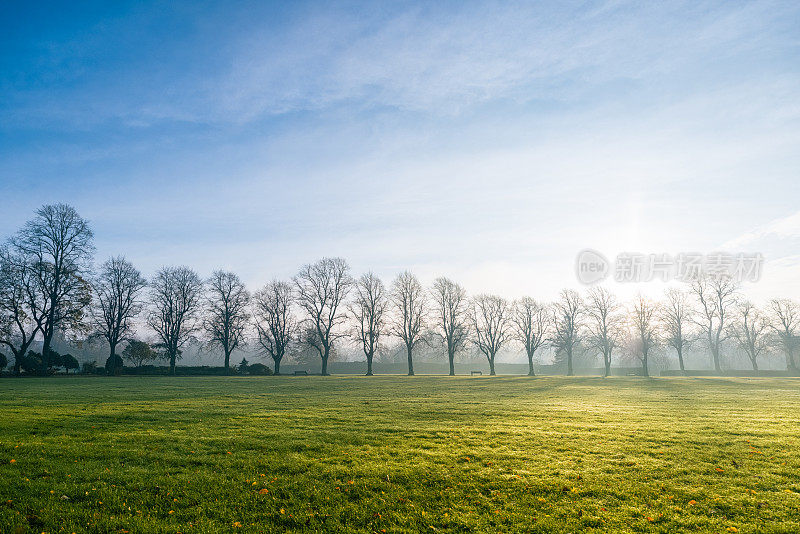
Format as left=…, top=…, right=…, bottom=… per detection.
left=1, top=204, right=798, bottom=377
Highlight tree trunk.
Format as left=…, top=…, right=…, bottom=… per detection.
left=527, top=351, right=535, bottom=376
left=274, top=356, right=281, bottom=375
left=642, top=352, right=649, bottom=377
left=224, top=349, right=230, bottom=370
left=321, top=345, right=330, bottom=376
left=407, top=345, right=414, bottom=376
left=712, top=344, right=721, bottom=372
left=108, top=342, right=118, bottom=376
left=365, top=352, right=373, bottom=376
left=169, top=350, right=177, bottom=376
left=750, top=357, right=759, bottom=371
left=41, top=330, right=54, bottom=376
left=787, top=350, right=798, bottom=372
left=488, top=356, right=496, bottom=376
left=566, top=347, right=574, bottom=376
left=677, top=347, right=686, bottom=374
left=448, top=348, right=455, bottom=376
left=604, top=353, right=611, bottom=377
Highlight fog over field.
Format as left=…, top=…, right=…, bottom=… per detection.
left=2, top=3, right=800, bottom=532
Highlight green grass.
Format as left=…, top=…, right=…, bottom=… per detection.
left=1, top=376, right=799, bottom=533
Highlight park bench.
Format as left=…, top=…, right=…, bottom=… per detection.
left=293, top=370, right=309, bottom=376
left=470, top=370, right=483, bottom=376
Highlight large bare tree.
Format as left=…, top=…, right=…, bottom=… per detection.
left=769, top=299, right=799, bottom=372
left=11, top=204, right=94, bottom=374
left=0, top=247, right=45, bottom=375
left=147, top=266, right=204, bottom=375
left=431, top=277, right=469, bottom=376
left=254, top=280, right=296, bottom=375
left=511, top=297, right=549, bottom=376
left=692, top=276, right=738, bottom=372
left=390, top=271, right=426, bottom=376
left=630, top=294, right=658, bottom=377
left=552, top=289, right=583, bottom=376
left=294, top=257, right=352, bottom=376
left=585, top=287, right=623, bottom=377
left=728, top=300, right=769, bottom=371
left=661, top=287, right=694, bottom=374
left=92, top=256, right=147, bottom=375
left=205, top=270, right=250, bottom=371
left=472, top=294, right=510, bottom=376
left=349, top=272, right=388, bottom=376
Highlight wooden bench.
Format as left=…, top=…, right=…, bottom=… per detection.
left=470, top=370, right=483, bottom=376
left=293, top=370, right=309, bottom=376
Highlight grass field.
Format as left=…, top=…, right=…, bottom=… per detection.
left=1, top=376, right=799, bottom=533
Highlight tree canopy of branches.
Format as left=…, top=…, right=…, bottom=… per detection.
left=254, top=280, right=296, bottom=375
left=0, top=246, right=45, bottom=375
left=552, top=289, right=583, bottom=376
left=204, top=270, right=250, bottom=370
left=630, top=294, right=658, bottom=377
left=769, top=299, right=799, bottom=372
left=586, top=287, right=623, bottom=377
left=431, top=277, right=469, bottom=376
left=692, top=276, right=737, bottom=372
left=390, top=271, right=427, bottom=376
left=294, top=258, right=352, bottom=376
left=11, top=204, right=94, bottom=374
left=472, top=294, right=510, bottom=376
left=147, top=266, right=204, bottom=375
left=511, top=297, right=548, bottom=376
left=729, top=300, right=769, bottom=371
left=92, top=256, right=147, bottom=375
left=661, top=287, right=694, bottom=374
left=349, top=272, right=387, bottom=376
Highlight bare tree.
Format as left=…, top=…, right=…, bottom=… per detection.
left=348, top=272, right=388, bottom=376
left=205, top=270, right=250, bottom=371
left=253, top=280, right=296, bottom=375
left=92, top=256, right=147, bottom=375
left=147, top=266, right=204, bottom=375
left=11, top=204, right=94, bottom=374
left=728, top=300, right=769, bottom=371
left=390, top=271, right=426, bottom=376
left=552, top=289, right=583, bottom=376
left=661, top=287, right=694, bottom=374
left=630, top=294, right=658, bottom=377
left=431, top=277, right=469, bottom=376
left=511, top=297, right=549, bottom=376
left=472, top=294, right=510, bottom=376
left=0, top=247, right=45, bottom=375
left=692, top=276, right=738, bottom=372
left=769, top=299, right=799, bottom=372
left=294, top=258, right=352, bottom=376
left=585, top=287, right=623, bottom=377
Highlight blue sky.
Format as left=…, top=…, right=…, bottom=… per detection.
left=1, top=0, right=799, bottom=300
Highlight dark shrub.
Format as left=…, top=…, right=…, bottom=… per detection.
left=62, top=354, right=79, bottom=374
left=247, top=363, right=273, bottom=376
left=105, top=354, right=124, bottom=375
left=20, top=351, right=42, bottom=374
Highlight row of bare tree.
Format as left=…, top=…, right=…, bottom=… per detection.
left=2, top=204, right=798, bottom=376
